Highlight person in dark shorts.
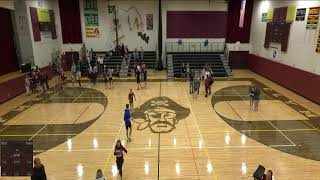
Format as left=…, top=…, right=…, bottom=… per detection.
left=143, top=69, right=147, bottom=88
left=107, top=67, right=113, bottom=88
left=128, top=88, right=136, bottom=109
left=114, top=140, right=127, bottom=178
left=103, top=65, right=108, bottom=88
left=31, top=157, right=47, bottom=180
left=124, top=104, right=132, bottom=141
left=252, top=84, right=261, bottom=111
left=249, top=83, right=254, bottom=107
left=136, top=67, right=141, bottom=90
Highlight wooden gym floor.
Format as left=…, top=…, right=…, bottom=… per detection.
left=0, top=70, right=320, bottom=180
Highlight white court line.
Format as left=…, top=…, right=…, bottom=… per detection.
left=232, top=88, right=296, bottom=146
left=33, top=144, right=296, bottom=153
left=72, top=90, right=87, bottom=103
left=181, top=82, right=218, bottom=180
left=28, top=90, right=69, bottom=141
left=303, top=120, right=320, bottom=133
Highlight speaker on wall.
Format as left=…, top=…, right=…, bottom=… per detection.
left=253, top=165, right=265, bottom=180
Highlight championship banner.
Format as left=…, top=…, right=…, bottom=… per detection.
left=84, top=0, right=100, bottom=38
left=296, top=8, right=306, bottom=21
left=262, top=13, right=267, bottom=22
left=86, top=27, right=100, bottom=38
left=37, top=8, right=50, bottom=22
left=306, top=7, right=320, bottom=30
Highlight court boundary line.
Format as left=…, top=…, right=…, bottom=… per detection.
left=0, top=88, right=64, bottom=137
left=232, top=88, right=297, bottom=146
left=32, top=144, right=297, bottom=153
left=181, top=82, right=218, bottom=180
left=102, top=123, right=124, bottom=173
left=177, top=83, right=200, bottom=179
left=28, top=89, right=80, bottom=141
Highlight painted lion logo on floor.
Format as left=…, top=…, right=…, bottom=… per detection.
left=132, top=97, right=190, bottom=133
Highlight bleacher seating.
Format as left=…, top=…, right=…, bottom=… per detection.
left=94, top=51, right=156, bottom=70
left=169, top=52, right=227, bottom=77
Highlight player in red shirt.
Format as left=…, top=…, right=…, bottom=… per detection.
left=128, top=88, right=136, bottom=109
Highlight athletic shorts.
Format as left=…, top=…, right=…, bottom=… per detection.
left=125, top=122, right=132, bottom=130
left=109, top=77, right=112, bottom=81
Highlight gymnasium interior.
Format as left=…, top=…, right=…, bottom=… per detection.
left=0, top=0, right=320, bottom=179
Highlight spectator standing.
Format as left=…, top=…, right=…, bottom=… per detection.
left=252, top=84, right=261, bottom=111
left=136, top=65, right=141, bottom=90
left=188, top=70, right=194, bottom=94
left=208, top=74, right=213, bottom=95
left=44, top=74, right=49, bottom=90
left=115, top=64, right=120, bottom=78
left=76, top=68, right=82, bottom=87
left=25, top=74, right=31, bottom=95
left=249, top=83, right=254, bottom=107
left=140, top=46, right=144, bottom=62
left=193, top=73, right=201, bottom=98
left=201, top=68, right=206, bottom=80
left=204, top=74, right=212, bottom=97
left=143, top=68, right=147, bottom=88
left=186, top=63, right=190, bottom=77
left=31, top=157, right=47, bottom=180
left=120, top=43, right=125, bottom=57
left=181, top=63, right=186, bottom=81
left=71, top=62, right=77, bottom=85
left=107, top=67, right=113, bottom=88
left=95, top=169, right=105, bottom=180
left=133, top=48, right=139, bottom=63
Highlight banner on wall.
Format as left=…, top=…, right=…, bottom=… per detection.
left=146, top=14, right=153, bottom=30
left=37, top=8, right=50, bottom=22
left=84, top=0, right=100, bottom=38
left=306, top=7, right=320, bottom=30
left=296, top=8, right=306, bottom=21
left=85, top=27, right=100, bottom=38
left=262, top=13, right=267, bottom=22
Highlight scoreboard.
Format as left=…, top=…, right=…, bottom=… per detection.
left=1, top=140, right=33, bottom=176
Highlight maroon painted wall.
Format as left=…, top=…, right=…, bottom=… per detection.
left=0, top=75, right=25, bottom=104
left=0, top=8, right=18, bottom=76
left=248, top=54, right=320, bottom=104
left=226, top=0, right=254, bottom=43
left=30, top=7, right=41, bottom=42
left=0, top=65, right=55, bottom=104
left=229, top=51, right=249, bottom=69
left=58, top=0, right=82, bottom=43
left=167, top=11, right=227, bottom=38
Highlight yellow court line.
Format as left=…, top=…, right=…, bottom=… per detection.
left=33, top=144, right=297, bottom=153
left=0, top=126, right=9, bottom=133
left=181, top=82, right=218, bottom=180
left=103, top=122, right=124, bottom=173
left=303, top=121, right=320, bottom=133
left=2, top=88, right=64, bottom=128
left=177, top=84, right=200, bottom=179
left=52, top=96, right=106, bottom=99
left=0, top=132, right=121, bottom=137
left=201, top=128, right=317, bottom=133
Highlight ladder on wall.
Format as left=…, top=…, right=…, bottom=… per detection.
left=167, top=54, right=174, bottom=79
left=220, top=54, right=233, bottom=77
left=119, top=55, right=130, bottom=78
